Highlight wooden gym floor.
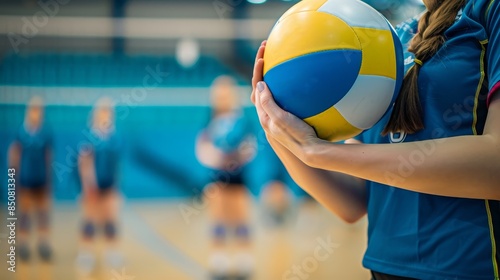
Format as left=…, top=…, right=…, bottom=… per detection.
left=0, top=199, right=370, bottom=280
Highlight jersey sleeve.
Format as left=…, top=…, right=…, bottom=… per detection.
left=486, top=0, right=500, bottom=106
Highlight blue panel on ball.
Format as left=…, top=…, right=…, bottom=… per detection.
left=264, top=49, right=362, bottom=119
left=391, top=25, right=404, bottom=104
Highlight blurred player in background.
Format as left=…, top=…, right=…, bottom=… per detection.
left=258, top=140, right=291, bottom=227
left=76, top=97, right=122, bottom=274
left=8, top=96, right=53, bottom=262
left=258, top=134, right=323, bottom=232
left=196, top=76, right=255, bottom=280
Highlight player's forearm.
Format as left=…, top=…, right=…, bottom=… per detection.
left=46, top=149, right=52, bottom=185
left=307, top=135, right=500, bottom=200
left=78, top=154, right=97, bottom=188
left=7, top=143, right=20, bottom=169
left=269, top=137, right=367, bottom=223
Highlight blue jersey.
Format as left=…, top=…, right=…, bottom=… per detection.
left=206, top=112, right=251, bottom=154
left=356, top=1, right=500, bottom=279
left=85, top=129, right=120, bottom=190
left=199, top=111, right=253, bottom=182
left=16, top=124, right=52, bottom=188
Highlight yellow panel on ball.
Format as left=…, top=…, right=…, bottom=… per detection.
left=304, top=105, right=362, bottom=142
left=354, top=27, right=396, bottom=79
left=264, top=11, right=362, bottom=75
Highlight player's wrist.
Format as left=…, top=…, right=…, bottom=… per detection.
left=299, top=138, right=333, bottom=169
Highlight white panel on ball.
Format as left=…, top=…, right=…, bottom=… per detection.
left=318, top=0, right=390, bottom=30
left=334, top=75, right=395, bottom=129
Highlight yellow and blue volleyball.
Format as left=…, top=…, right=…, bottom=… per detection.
left=263, top=0, right=404, bottom=141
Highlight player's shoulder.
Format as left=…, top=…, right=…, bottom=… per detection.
left=469, top=0, right=496, bottom=16
left=217, top=111, right=247, bottom=125
left=464, top=0, right=497, bottom=27
left=481, top=0, right=498, bottom=27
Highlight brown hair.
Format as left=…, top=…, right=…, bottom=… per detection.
left=382, top=0, right=465, bottom=135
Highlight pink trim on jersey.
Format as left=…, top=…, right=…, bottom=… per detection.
left=487, top=81, right=500, bottom=107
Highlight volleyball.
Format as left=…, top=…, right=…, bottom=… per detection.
left=263, top=0, right=404, bottom=141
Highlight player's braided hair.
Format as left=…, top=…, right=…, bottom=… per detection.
left=382, top=0, right=465, bottom=135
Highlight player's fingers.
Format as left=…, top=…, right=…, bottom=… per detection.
left=256, top=81, right=289, bottom=128
left=257, top=82, right=313, bottom=143
left=251, top=58, right=264, bottom=104
left=252, top=51, right=265, bottom=88
left=254, top=41, right=266, bottom=66
left=251, top=41, right=267, bottom=103
left=255, top=85, right=270, bottom=130
left=256, top=103, right=270, bottom=131
left=252, top=43, right=266, bottom=86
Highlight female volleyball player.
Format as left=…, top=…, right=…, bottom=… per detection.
left=8, top=96, right=53, bottom=262
left=77, top=97, right=122, bottom=273
left=196, top=76, right=255, bottom=280
left=252, top=0, right=499, bottom=279
left=258, top=135, right=291, bottom=226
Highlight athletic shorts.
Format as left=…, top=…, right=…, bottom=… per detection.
left=20, top=180, right=47, bottom=191
left=208, top=168, right=245, bottom=187
left=96, top=178, right=116, bottom=192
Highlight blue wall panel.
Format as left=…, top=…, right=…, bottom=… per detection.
left=0, top=104, right=300, bottom=201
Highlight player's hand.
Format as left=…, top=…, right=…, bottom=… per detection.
left=254, top=80, right=322, bottom=162
left=251, top=40, right=323, bottom=163
left=82, top=182, right=99, bottom=202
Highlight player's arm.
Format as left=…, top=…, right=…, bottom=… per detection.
left=45, top=146, right=52, bottom=186
left=8, top=141, right=21, bottom=170
left=252, top=42, right=368, bottom=223
left=268, top=135, right=367, bottom=223
left=256, top=82, right=500, bottom=200
left=112, top=136, right=122, bottom=188
left=45, top=134, right=53, bottom=186
left=78, top=149, right=97, bottom=193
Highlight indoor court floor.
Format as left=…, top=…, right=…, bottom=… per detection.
left=0, top=199, right=370, bottom=280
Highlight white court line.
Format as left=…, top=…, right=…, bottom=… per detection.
left=122, top=204, right=207, bottom=280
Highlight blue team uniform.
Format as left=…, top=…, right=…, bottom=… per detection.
left=205, top=112, right=252, bottom=185
left=355, top=1, right=500, bottom=279
left=86, top=129, right=120, bottom=191
left=16, top=124, right=52, bottom=189
left=207, top=112, right=251, bottom=154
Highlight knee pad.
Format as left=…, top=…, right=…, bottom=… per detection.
left=104, top=221, right=117, bottom=239
left=19, top=213, right=30, bottom=232
left=235, top=224, right=250, bottom=240
left=37, top=210, right=50, bottom=230
left=213, top=224, right=226, bottom=240
left=82, top=221, right=95, bottom=239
